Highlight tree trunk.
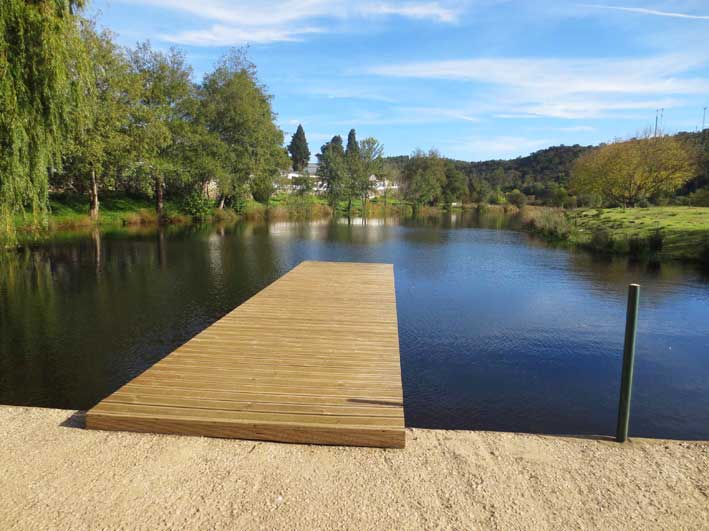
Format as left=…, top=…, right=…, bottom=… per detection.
left=89, top=169, right=99, bottom=220
left=155, top=176, right=164, bottom=219
left=218, top=195, right=226, bottom=209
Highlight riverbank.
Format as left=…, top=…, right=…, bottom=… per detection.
left=1, top=406, right=707, bottom=530
left=8, top=193, right=415, bottom=246
left=522, top=205, right=709, bottom=264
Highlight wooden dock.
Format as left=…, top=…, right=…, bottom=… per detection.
left=86, top=261, right=405, bottom=448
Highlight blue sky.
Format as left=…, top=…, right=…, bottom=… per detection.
left=89, top=1, right=709, bottom=161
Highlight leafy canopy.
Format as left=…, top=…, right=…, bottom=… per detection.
left=571, top=134, right=696, bottom=207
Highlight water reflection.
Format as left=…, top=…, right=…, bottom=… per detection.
left=1, top=214, right=708, bottom=439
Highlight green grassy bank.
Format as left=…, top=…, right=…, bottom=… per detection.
left=9, top=193, right=414, bottom=247
left=523, top=206, right=709, bottom=264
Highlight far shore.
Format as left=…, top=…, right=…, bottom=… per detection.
left=1, top=406, right=708, bottom=530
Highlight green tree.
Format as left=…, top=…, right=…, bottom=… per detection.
left=317, top=135, right=347, bottom=208
left=287, top=124, right=310, bottom=172
left=61, top=21, right=135, bottom=219
left=344, top=129, right=364, bottom=212
left=1, top=0, right=91, bottom=241
left=401, top=149, right=446, bottom=210
left=442, top=162, right=466, bottom=205
left=126, top=42, right=193, bottom=217
left=506, top=189, right=527, bottom=208
left=572, top=134, right=696, bottom=207
left=357, top=137, right=385, bottom=209
left=201, top=49, right=287, bottom=206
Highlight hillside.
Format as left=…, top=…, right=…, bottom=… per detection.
left=385, top=131, right=708, bottom=205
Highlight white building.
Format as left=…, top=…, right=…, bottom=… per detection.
left=278, top=164, right=398, bottom=197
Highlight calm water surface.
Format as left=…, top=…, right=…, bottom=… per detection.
left=1, top=212, right=708, bottom=439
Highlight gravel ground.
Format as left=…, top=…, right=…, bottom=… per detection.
left=1, top=406, right=708, bottom=530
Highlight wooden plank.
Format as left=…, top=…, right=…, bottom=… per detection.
left=86, top=261, right=405, bottom=448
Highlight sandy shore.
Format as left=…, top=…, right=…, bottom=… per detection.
left=1, top=406, right=708, bottom=530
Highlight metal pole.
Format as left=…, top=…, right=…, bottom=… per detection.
left=616, top=284, right=640, bottom=443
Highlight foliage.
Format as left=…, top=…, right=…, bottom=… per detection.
left=442, top=162, right=466, bottom=205
left=400, top=149, right=446, bottom=208
left=201, top=49, right=288, bottom=205
left=292, top=172, right=313, bottom=195
left=506, top=189, right=527, bottom=208
left=317, top=135, right=347, bottom=206
left=180, top=190, right=214, bottom=219
left=287, top=124, right=310, bottom=172
left=571, top=134, right=696, bottom=207
left=1, top=0, right=91, bottom=242
left=60, top=20, right=136, bottom=217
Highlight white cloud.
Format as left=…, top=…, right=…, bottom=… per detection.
left=579, top=4, right=709, bottom=20
left=163, top=24, right=323, bottom=46
left=305, top=87, right=398, bottom=103
left=364, top=2, right=460, bottom=22
left=120, top=0, right=459, bottom=46
left=447, top=135, right=554, bottom=160
left=367, top=53, right=709, bottom=118
left=329, top=105, right=481, bottom=126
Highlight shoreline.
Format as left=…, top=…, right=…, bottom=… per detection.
left=2, top=405, right=708, bottom=529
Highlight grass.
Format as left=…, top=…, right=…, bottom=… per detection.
left=523, top=205, right=709, bottom=263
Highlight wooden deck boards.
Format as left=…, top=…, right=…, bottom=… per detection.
left=85, top=261, right=405, bottom=448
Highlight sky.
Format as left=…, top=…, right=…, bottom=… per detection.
left=88, top=0, right=709, bottom=161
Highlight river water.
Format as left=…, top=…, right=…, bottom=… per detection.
left=1, top=212, right=708, bottom=439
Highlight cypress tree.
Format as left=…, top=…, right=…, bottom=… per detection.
left=288, top=124, right=310, bottom=172
left=346, top=129, right=359, bottom=159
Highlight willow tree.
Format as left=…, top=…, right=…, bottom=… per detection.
left=0, top=0, right=90, bottom=241
left=571, top=134, right=696, bottom=207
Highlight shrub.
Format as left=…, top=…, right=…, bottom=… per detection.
left=211, top=208, right=238, bottom=223
left=563, top=195, right=578, bottom=209
left=506, top=189, right=527, bottom=208
left=688, top=188, right=709, bottom=207
left=488, top=189, right=506, bottom=205
left=181, top=191, right=214, bottom=220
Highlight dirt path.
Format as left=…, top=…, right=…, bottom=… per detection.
left=1, top=406, right=707, bottom=530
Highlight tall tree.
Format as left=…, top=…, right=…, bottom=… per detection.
left=1, top=0, right=90, bottom=241
left=317, top=135, right=347, bottom=208
left=357, top=137, right=385, bottom=210
left=571, top=134, right=696, bottom=207
left=126, top=42, right=193, bottom=217
left=287, top=124, right=310, bottom=172
left=61, top=21, right=135, bottom=219
left=201, top=49, right=287, bottom=205
left=401, top=149, right=446, bottom=211
left=344, top=129, right=363, bottom=213
left=442, top=161, right=466, bottom=205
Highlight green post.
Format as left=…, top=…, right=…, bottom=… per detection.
left=616, top=283, right=640, bottom=443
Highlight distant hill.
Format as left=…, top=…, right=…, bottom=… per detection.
left=385, top=131, right=708, bottom=202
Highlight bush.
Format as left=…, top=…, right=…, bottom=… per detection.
left=688, top=188, right=709, bottom=207
left=524, top=208, right=572, bottom=239
left=506, top=189, right=527, bottom=208
left=211, top=208, right=238, bottom=223
left=563, top=195, right=578, bottom=209
left=488, top=189, right=506, bottom=205
left=180, top=191, right=214, bottom=220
